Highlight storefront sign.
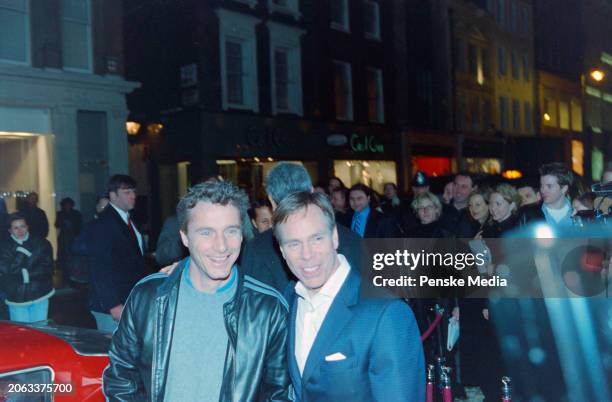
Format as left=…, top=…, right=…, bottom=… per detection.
left=350, top=133, right=384, bottom=153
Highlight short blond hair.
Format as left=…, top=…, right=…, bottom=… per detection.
left=411, top=191, right=442, bottom=217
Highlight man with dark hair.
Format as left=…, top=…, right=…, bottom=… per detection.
left=88, top=174, right=146, bottom=332
left=240, top=162, right=363, bottom=292
left=517, top=179, right=541, bottom=207
left=347, top=183, right=395, bottom=238
left=539, top=163, right=574, bottom=228
left=19, top=192, right=49, bottom=239
left=439, top=172, right=476, bottom=237
left=104, top=181, right=290, bottom=401
left=274, top=191, right=424, bottom=401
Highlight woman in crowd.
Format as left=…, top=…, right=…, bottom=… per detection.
left=456, top=188, right=491, bottom=238
left=480, top=183, right=521, bottom=238
left=572, top=191, right=596, bottom=216
left=411, top=191, right=448, bottom=237
left=0, top=213, right=54, bottom=322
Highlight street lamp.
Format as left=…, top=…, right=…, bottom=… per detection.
left=590, top=69, right=605, bottom=82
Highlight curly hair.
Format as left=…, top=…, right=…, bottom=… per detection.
left=177, top=181, right=249, bottom=233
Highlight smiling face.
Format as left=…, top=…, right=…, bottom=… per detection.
left=180, top=202, right=242, bottom=292
left=468, top=194, right=489, bottom=223
left=489, top=192, right=515, bottom=223
left=276, top=205, right=339, bottom=296
left=349, top=189, right=370, bottom=213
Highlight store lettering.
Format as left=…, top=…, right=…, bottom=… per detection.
left=350, top=134, right=384, bottom=153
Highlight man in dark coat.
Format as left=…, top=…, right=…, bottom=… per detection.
left=88, top=174, right=146, bottom=332
left=19, top=192, right=49, bottom=239
left=240, top=163, right=364, bottom=292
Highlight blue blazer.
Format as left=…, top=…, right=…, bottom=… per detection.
left=285, top=268, right=425, bottom=402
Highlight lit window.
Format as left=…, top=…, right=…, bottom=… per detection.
left=0, top=0, right=29, bottom=64
left=217, top=9, right=260, bottom=111
left=331, top=0, right=350, bottom=32
left=268, top=21, right=305, bottom=115
left=61, top=0, right=92, bottom=71
left=366, top=68, right=384, bottom=123
left=334, top=61, right=353, bottom=120
left=559, top=100, right=570, bottom=130
left=571, top=140, right=584, bottom=176
left=363, top=0, right=380, bottom=40
left=542, top=87, right=557, bottom=127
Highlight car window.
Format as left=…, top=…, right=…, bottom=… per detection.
left=0, top=367, right=53, bottom=402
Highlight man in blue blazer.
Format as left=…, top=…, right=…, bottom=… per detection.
left=274, top=191, right=425, bottom=402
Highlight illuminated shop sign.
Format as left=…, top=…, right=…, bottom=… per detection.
left=350, top=133, right=384, bottom=153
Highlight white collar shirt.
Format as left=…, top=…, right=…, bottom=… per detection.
left=294, top=253, right=351, bottom=376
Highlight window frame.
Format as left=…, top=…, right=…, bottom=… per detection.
left=363, top=0, right=381, bottom=41
left=333, top=60, right=353, bottom=121
left=330, top=0, right=350, bottom=33
left=217, top=8, right=261, bottom=112
left=60, top=0, right=93, bottom=72
left=268, top=0, right=301, bottom=20
left=267, top=21, right=305, bottom=116
left=0, top=0, right=31, bottom=66
left=366, top=67, right=384, bottom=123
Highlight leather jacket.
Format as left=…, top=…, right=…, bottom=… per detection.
left=0, top=236, right=54, bottom=303
left=103, top=258, right=291, bottom=402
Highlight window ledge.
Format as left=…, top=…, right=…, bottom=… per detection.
left=330, top=22, right=350, bottom=33
left=269, top=4, right=301, bottom=20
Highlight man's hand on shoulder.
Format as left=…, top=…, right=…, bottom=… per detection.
left=159, top=261, right=179, bottom=275
left=110, top=304, right=124, bottom=321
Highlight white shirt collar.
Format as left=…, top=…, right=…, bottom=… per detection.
left=295, top=254, right=351, bottom=306
left=110, top=202, right=130, bottom=224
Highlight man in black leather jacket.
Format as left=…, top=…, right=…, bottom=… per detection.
left=103, top=181, right=290, bottom=402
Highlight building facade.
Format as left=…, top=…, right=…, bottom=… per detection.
left=0, top=0, right=137, bottom=246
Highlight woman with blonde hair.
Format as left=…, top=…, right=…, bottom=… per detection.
left=481, top=183, right=521, bottom=238
left=410, top=191, right=448, bottom=237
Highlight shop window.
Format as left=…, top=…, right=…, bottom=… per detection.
left=542, top=87, right=557, bottom=127
left=61, top=0, right=92, bottom=71
left=571, top=140, right=584, bottom=176
left=366, top=68, right=384, bottom=123
left=268, top=22, right=305, bottom=116
left=334, top=160, right=397, bottom=194
left=331, top=0, right=350, bottom=32
left=217, top=9, right=260, bottom=112
left=412, top=156, right=452, bottom=177
left=0, top=0, right=29, bottom=64
left=465, top=158, right=501, bottom=174
left=334, top=61, right=353, bottom=120
left=363, top=0, right=380, bottom=40
left=559, top=100, right=570, bottom=130
left=570, top=98, right=582, bottom=132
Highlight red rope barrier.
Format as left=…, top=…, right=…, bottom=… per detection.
left=421, top=312, right=444, bottom=342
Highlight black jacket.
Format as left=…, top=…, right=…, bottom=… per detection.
left=240, top=224, right=364, bottom=292
left=88, top=206, right=146, bottom=313
left=345, top=209, right=400, bottom=238
left=103, top=259, right=291, bottom=402
left=0, top=236, right=53, bottom=303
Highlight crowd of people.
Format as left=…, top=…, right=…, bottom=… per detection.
left=0, top=160, right=610, bottom=401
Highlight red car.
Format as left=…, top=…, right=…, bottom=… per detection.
left=0, top=321, right=110, bottom=401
